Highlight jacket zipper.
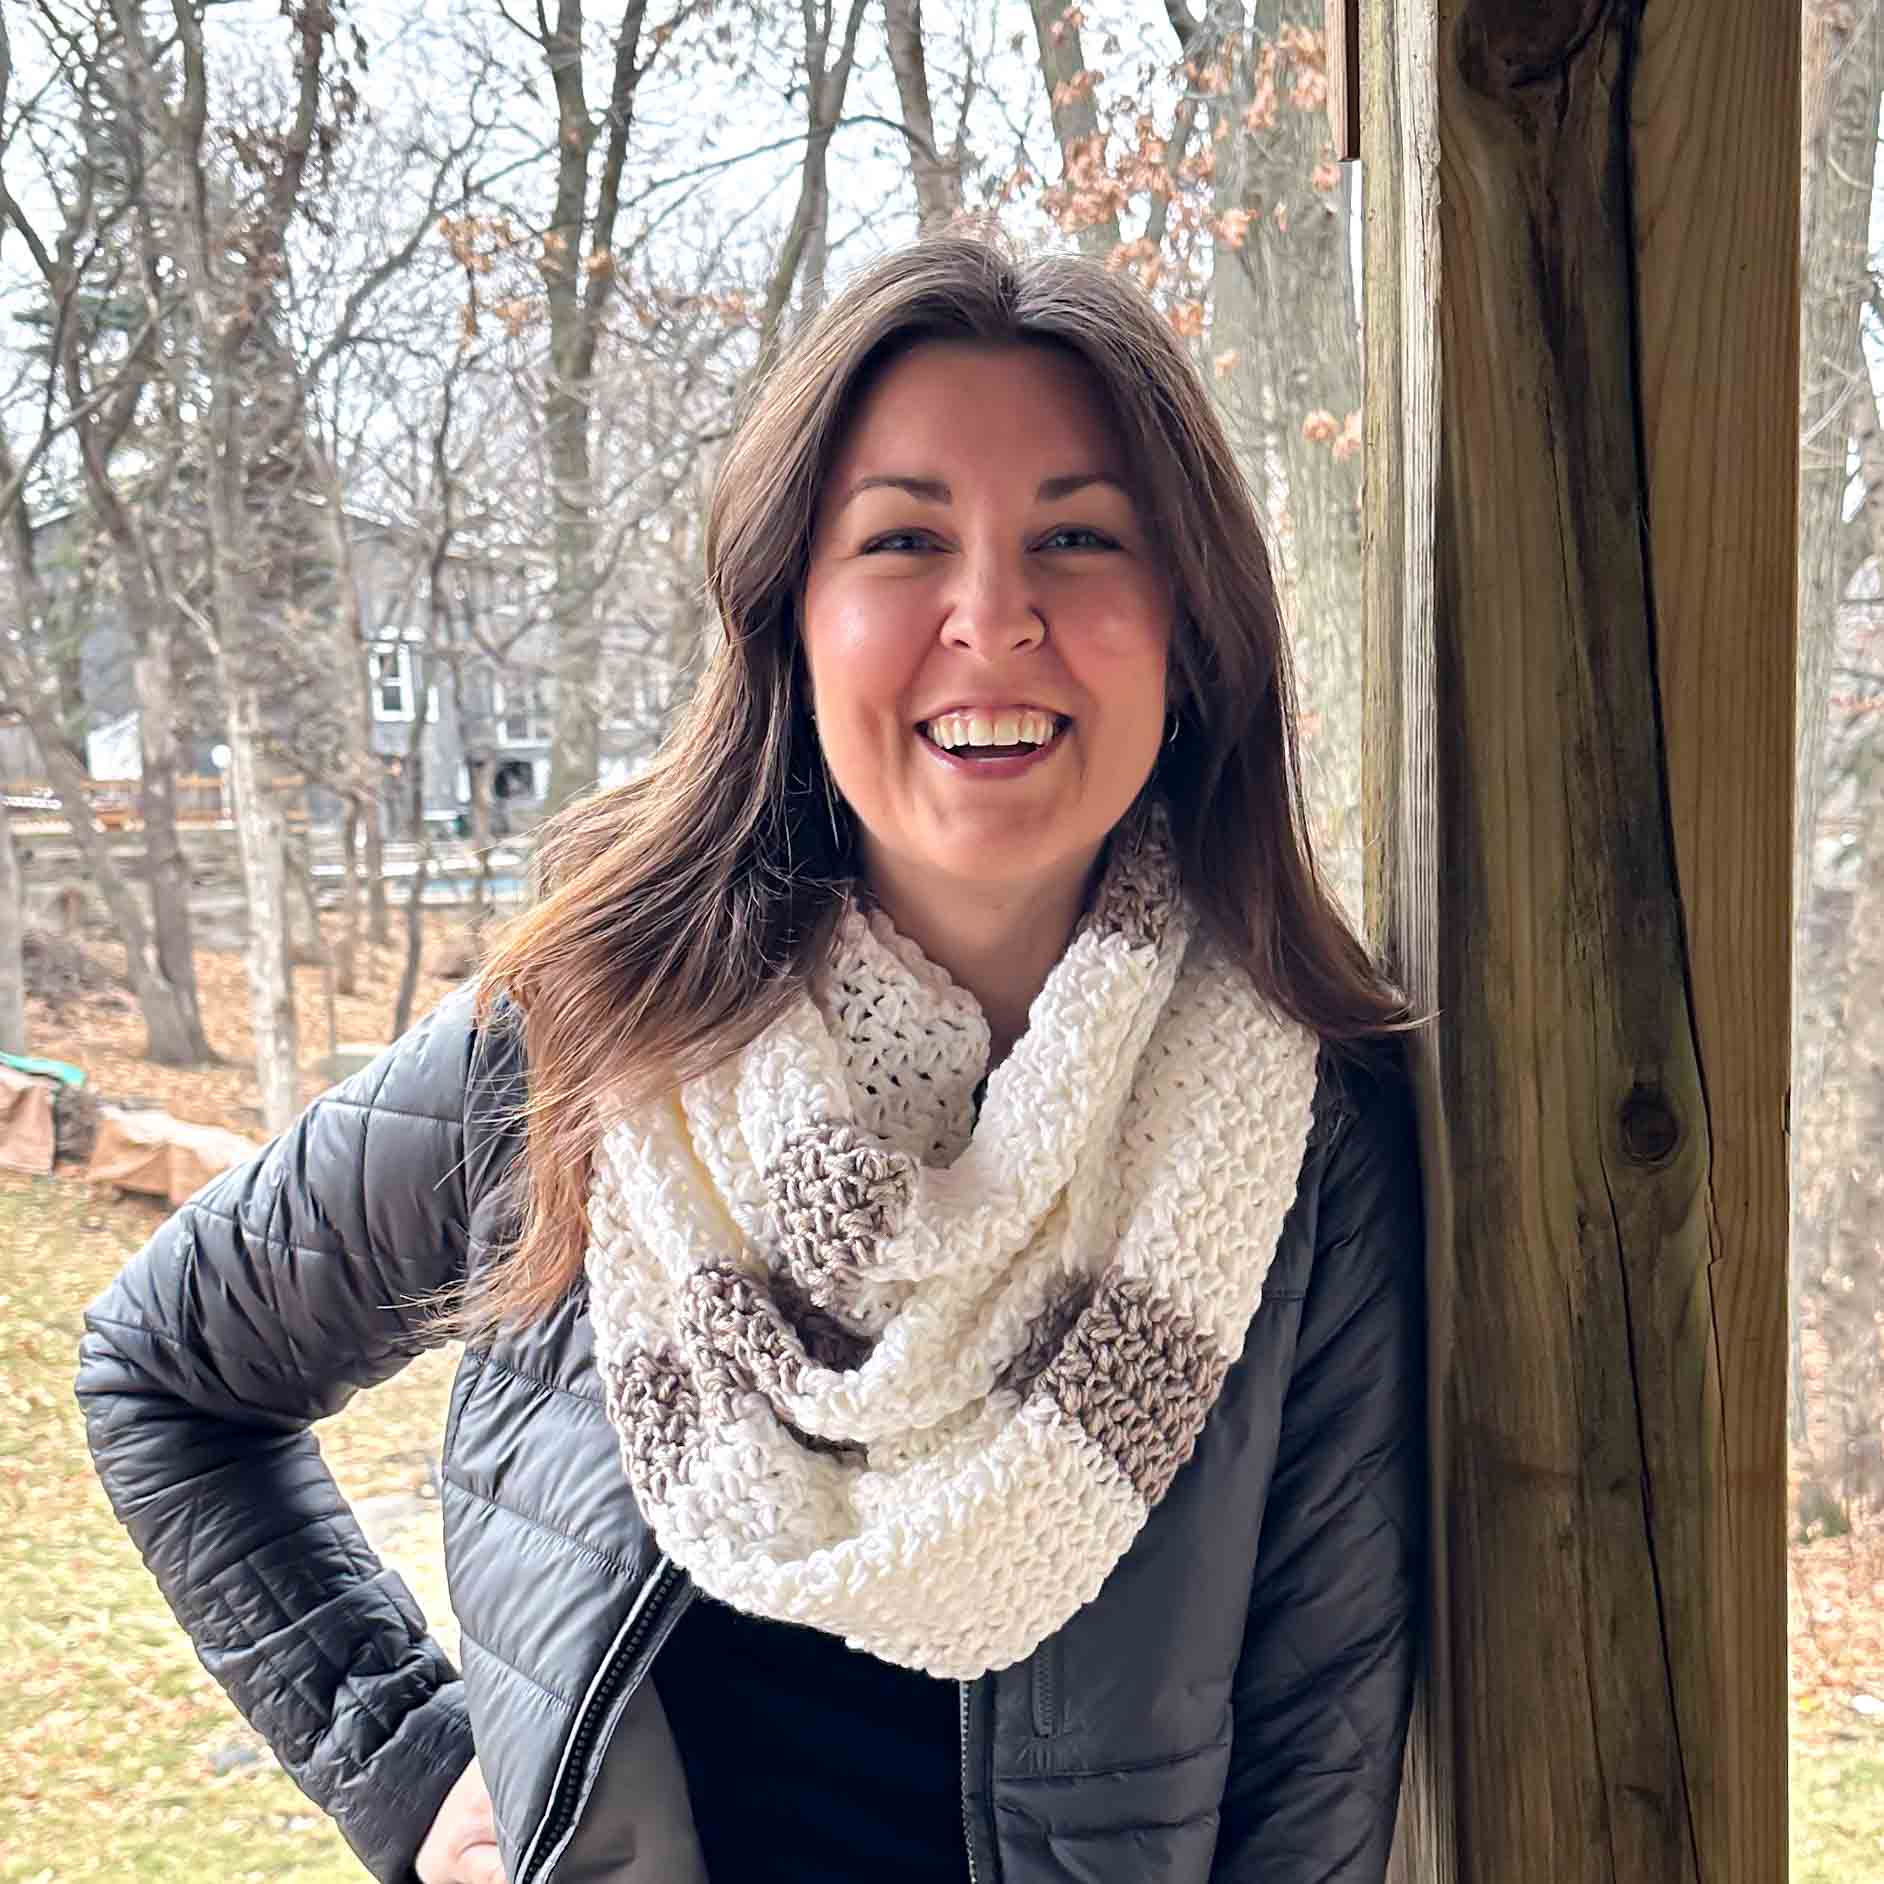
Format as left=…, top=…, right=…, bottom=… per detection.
left=958, top=1680, right=980, bottom=1884
left=516, top=1555, right=685, bottom=1884
left=1029, top=1639, right=1057, bottom=1738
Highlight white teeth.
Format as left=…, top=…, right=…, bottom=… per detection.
left=923, top=710, right=1059, bottom=753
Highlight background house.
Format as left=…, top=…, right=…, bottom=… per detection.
left=5, top=499, right=669, bottom=837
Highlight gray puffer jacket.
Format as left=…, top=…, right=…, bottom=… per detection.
left=77, top=982, right=1425, bottom=1884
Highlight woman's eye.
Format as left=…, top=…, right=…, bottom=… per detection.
left=861, top=529, right=935, bottom=554
left=1039, top=525, right=1118, bottom=551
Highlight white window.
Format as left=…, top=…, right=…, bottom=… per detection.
left=493, top=672, right=553, bottom=744
left=369, top=643, right=413, bottom=721
left=369, top=641, right=439, bottom=723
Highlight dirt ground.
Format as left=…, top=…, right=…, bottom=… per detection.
left=22, top=921, right=480, bottom=1137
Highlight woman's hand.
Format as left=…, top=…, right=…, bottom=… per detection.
left=415, top=1757, right=507, bottom=1884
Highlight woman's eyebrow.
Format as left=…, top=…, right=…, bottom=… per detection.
left=838, top=473, right=950, bottom=509
left=1036, top=473, right=1130, bottom=501
left=836, top=470, right=1129, bottom=510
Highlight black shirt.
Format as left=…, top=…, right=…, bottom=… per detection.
left=652, top=1591, right=966, bottom=1882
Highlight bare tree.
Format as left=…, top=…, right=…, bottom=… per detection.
left=1025, top=0, right=1118, bottom=258
left=756, top=0, right=872, bottom=369
left=0, top=0, right=217, bottom=1061
left=531, top=0, right=659, bottom=812
left=1798, top=0, right=1880, bottom=916
left=1163, top=3, right=1362, bottom=898
left=1790, top=0, right=1882, bottom=1454
left=283, top=73, right=499, bottom=985
left=883, top=0, right=964, bottom=233
left=0, top=454, right=205, bottom=1064
left=0, top=6, right=203, bottom=1070
left=120, top=0, right=357, bottom=1131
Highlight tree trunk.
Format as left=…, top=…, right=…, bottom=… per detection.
left=365, top=790, right=389, bottom=944
left=1027, top=0, right=1120, bottom=257
left=0, top=440, right=202, bottom=1064
left=127, top=0, right=318, bottom=1131
left=192, top=351, right=299, bottom=1136
left=883, top=0, right=963, bottom=232
left=195, top=334, right=299, bottom=1135
left=336, top=802, right=361, bottom=996
left=311, top=441, right=384, bottom=982
left=1794, top=0, right=1878, bottom=1008
left=1791, top=0, right=1884, bottom=1446
left=224, top=673, right=300, bottom=1135
left=53, top=239, right=215, bottom=1062
left=134, top=615, right=214, bottom=1060
left=0, top=798, right=25, bottom=1055
left=1806, top=760, right=1884, bottom=1506
left=288, top=832, right=338, bottom=1062
left=758, top=0, right=872, bottom=373
left=539, top=0, right=652, bottom=815
left=392, top=733, right=429, bottom=1040
left=0, top=643, right=202, bottom=1062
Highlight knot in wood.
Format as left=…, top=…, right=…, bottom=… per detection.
left=1457, top=0, right=1609, bottom=92
left=1619, top=1085, right=1681, bottom=1167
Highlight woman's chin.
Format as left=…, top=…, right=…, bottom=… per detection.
left=873, top=823, right=1104, bottom=908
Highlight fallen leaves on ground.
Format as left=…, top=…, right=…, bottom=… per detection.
left=1792, top=1516, right=1884, bottom=1751
left=23, top=921, right=480, bottom=1139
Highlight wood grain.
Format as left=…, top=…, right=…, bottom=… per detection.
left=1361, top=0, right=1795, bottom=1877
left=1362, top=0, right=1455, bottom=1870
left=1631, top=4, right=1796, bottom=1876
left=1328, top=0, right=1363, bottom=161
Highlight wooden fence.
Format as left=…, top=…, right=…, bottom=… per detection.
left=1, top=775, right=309, bottom=831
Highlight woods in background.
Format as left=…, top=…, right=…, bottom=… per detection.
left=1794, top=0, right=1884, bottom=1533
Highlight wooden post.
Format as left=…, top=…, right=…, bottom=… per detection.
left=1362, top=3, right=1796, bottom=1881
left=1327, top=0, right=1361, bottom=161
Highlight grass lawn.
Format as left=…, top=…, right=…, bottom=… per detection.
left=1793, top=1731, right=1884, bottom=1883
left=0, top=1174, right=457, bottom=1883
left=2, top=1168, right=1881, bottom=1879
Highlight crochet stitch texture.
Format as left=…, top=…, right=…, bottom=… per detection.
left=584, top=814, right=1321, bottom=1678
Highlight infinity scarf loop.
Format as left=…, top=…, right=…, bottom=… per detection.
left=584, top=815, right=1320, bottom=1679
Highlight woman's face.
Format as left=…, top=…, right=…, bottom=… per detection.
left=801, top=341, right=1173, bottom=911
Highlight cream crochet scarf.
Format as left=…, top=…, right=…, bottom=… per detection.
left=584, top=811, right=1321, bottom=1679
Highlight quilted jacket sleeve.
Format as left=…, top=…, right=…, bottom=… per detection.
left=74, top=984, right=514, bottom=1884
left=1213, top=1041, right=1428, bottom=1883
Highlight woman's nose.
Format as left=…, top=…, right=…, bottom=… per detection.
left=942, top=551, right=1046, bottom=655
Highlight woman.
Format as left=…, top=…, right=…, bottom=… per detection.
left=78, top=233, right=1425, bottom=1884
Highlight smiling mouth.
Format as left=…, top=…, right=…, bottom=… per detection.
left=917, top=709, right=1069, bottom=759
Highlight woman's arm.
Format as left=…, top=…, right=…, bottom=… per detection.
left=1213, top=1042, right=1428, bottom=1883
left=75, top=984, right=517, bottom=1884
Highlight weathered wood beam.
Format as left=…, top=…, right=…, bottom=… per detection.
left=1363, top=3, right=1795, bottom=1880
left=1328, top=0, right=1362, bottom=161
left=1363, top=0, right=1448, bottom=1873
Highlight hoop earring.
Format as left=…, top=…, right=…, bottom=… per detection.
left=1164, top=709, right=1181, bottom=748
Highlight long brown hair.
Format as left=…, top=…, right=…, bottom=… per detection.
left=473, top=230, right=1405, bottom=1329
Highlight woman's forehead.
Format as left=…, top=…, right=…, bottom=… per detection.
left=820, top=340, right=1134, bottom=494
